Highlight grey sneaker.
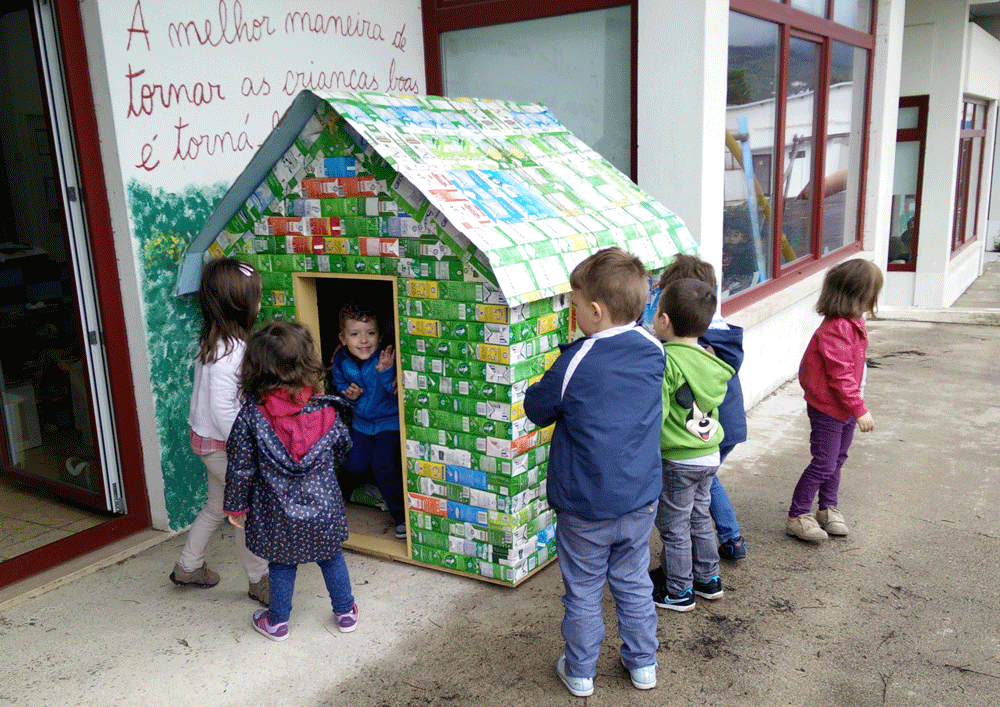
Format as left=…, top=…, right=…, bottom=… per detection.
left=248, top=576, right=270, bottom=606
left=816, top=507, right=849, bottom=536
left=169, top=563, right=220, bottom=588
left=786, top=513, right=828, bottom=542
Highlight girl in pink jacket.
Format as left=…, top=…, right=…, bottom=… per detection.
left=786, top=260, right=883, bottom=542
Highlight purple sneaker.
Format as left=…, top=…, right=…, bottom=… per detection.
left=252, top=609, right=289, bottom=642
left=335, top=603, right=359, bottom=633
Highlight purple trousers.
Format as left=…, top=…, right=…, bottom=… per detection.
left=789, top=404, right=856, bottom=517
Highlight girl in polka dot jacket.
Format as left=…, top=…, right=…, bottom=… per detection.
left=225, top=321, right=358, bottom=642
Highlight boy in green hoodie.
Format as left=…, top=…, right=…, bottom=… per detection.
left=649, top=278, right=734, bottom=612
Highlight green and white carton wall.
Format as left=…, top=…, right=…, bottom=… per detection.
left=183, top=89, right=696, bottom=585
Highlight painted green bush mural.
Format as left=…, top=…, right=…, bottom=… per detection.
left=128, top=180, right=228, bottom=529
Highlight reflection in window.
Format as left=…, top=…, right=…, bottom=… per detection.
left=889, top=139, right=919, bottom=264
left=722, top=6, right=873, bottom=301
left=834, top=0, right=872, bottom=33
left=440, top=7, right=632, bottom=176
left=723, top=13, right=779, bottom=297
left=823, top=41, right=868, bottom=254
left=889, top=96, right=927, bottom=272
left=781, top=37, right=821, bottom=265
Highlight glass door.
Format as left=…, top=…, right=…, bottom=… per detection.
left=0, top=2, right=124, bottom=513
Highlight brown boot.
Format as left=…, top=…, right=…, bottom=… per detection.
left=248, top=575, right=269, bottom=606
left=169, top=562, right=220, bottom=588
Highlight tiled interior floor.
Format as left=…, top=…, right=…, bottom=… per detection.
left=0, top=475, right=108, bottom=561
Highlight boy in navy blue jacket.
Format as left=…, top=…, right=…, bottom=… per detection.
left=525, top=248, right=664, bottom=697
left=332, top=303, right=405, bottom=538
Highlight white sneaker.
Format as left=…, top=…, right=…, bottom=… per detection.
left=556, top=654, right=594, bottom=697
left=786, top=513, right=828, bottom=541
left=816, top=507, right=849, bottom=536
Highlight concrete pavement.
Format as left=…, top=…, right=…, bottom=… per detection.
left=1, top=258, right=998, bottom=707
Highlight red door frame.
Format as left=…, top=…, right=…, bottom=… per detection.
left=1, top=0, right=151, bottom=589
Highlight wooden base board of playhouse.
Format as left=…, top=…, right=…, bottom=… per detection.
left=342, top=503, right=555, bottom=587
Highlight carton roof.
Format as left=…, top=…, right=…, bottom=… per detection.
left=178, top=90, right=695, bottom=305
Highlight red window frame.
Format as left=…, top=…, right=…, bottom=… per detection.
left=888, top=95, right=928, bottom=273
left=421, top=0, right=638, bottom=183
left=951, top=99, right=987, bottom=255
left=723, top=0, right=876, bottom=316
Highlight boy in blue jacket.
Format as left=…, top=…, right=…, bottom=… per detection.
left=656, top=254, right=748, bottom=560
left=525, top=248, right=664, bottom=697
left=331, top=303, right=405, bottom=538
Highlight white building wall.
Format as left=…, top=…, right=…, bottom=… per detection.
left=637, top=1, right=727, bottom=271
left=895, top=0, right=975, bottom=308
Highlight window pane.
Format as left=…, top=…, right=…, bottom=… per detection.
left=964, top=135, right=983, bottom=243
left=781, top=37, right=821, bottom=264
left=953, top=140, right=971, bottom=248
left=888, top=141, right=919, bottom=265
left=897, top=106, right=919, bottom=130
left=723, top=12, right=779, bottom=297
left=441, top=7, right=631, bottom=175
left=822, top=42, right=868, bottom=253
left=791, top=0, right=827, bottom=18
left=834, top=0, right=872, bottom=33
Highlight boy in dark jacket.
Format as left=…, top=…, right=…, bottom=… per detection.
left=525, top=248, right=664, bottom=697
left=331, top=303, right=405, bottom=538
left=656, top=254, right=748, bottom=560
left=649, top=277, right=734, bottom=612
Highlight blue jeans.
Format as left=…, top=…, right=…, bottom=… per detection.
left=657, top=459, right=720, bottom=596
left=266, top=553, right=354, bottom=624
left=788, top=405, right=855, bottom=517
left=341, top=429, right=405, bottom=524
left=709, top=444, right=742, bottom=544
left=555, top=506, right=659, bottom=679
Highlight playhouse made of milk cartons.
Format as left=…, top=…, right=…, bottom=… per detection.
left=180, top=89, right=696, bottom=585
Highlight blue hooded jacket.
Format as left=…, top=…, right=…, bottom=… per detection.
left=331, top=346, right=400, bottom=435
left=699, top=324, right=747, bottom=449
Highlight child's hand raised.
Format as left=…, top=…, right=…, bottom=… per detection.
left=342, top=383, right=363, bottom=400
left=856, top=412, right=874, bottom=432
left=376, top=344, right=395, bottom=372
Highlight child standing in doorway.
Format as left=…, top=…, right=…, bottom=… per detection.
left=786, top=259, right=883, bottom=542
left=225, top=322, right=358, bottom=641
left=170, top=257, right=270, bottom=606
left=331, top=303, right=406, bottom=539
left=525, top=247, right=664, bottom=697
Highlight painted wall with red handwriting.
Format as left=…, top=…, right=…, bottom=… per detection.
left=90, top=0, right=423, bottom=527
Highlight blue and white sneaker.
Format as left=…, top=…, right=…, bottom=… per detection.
left=693, top=576, right=724, bottom=600
left=653, top=586, right=696, bottom=612
left=556, top=654, right=594, bottom=697
left=622, top=657, right=657, bottom=689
